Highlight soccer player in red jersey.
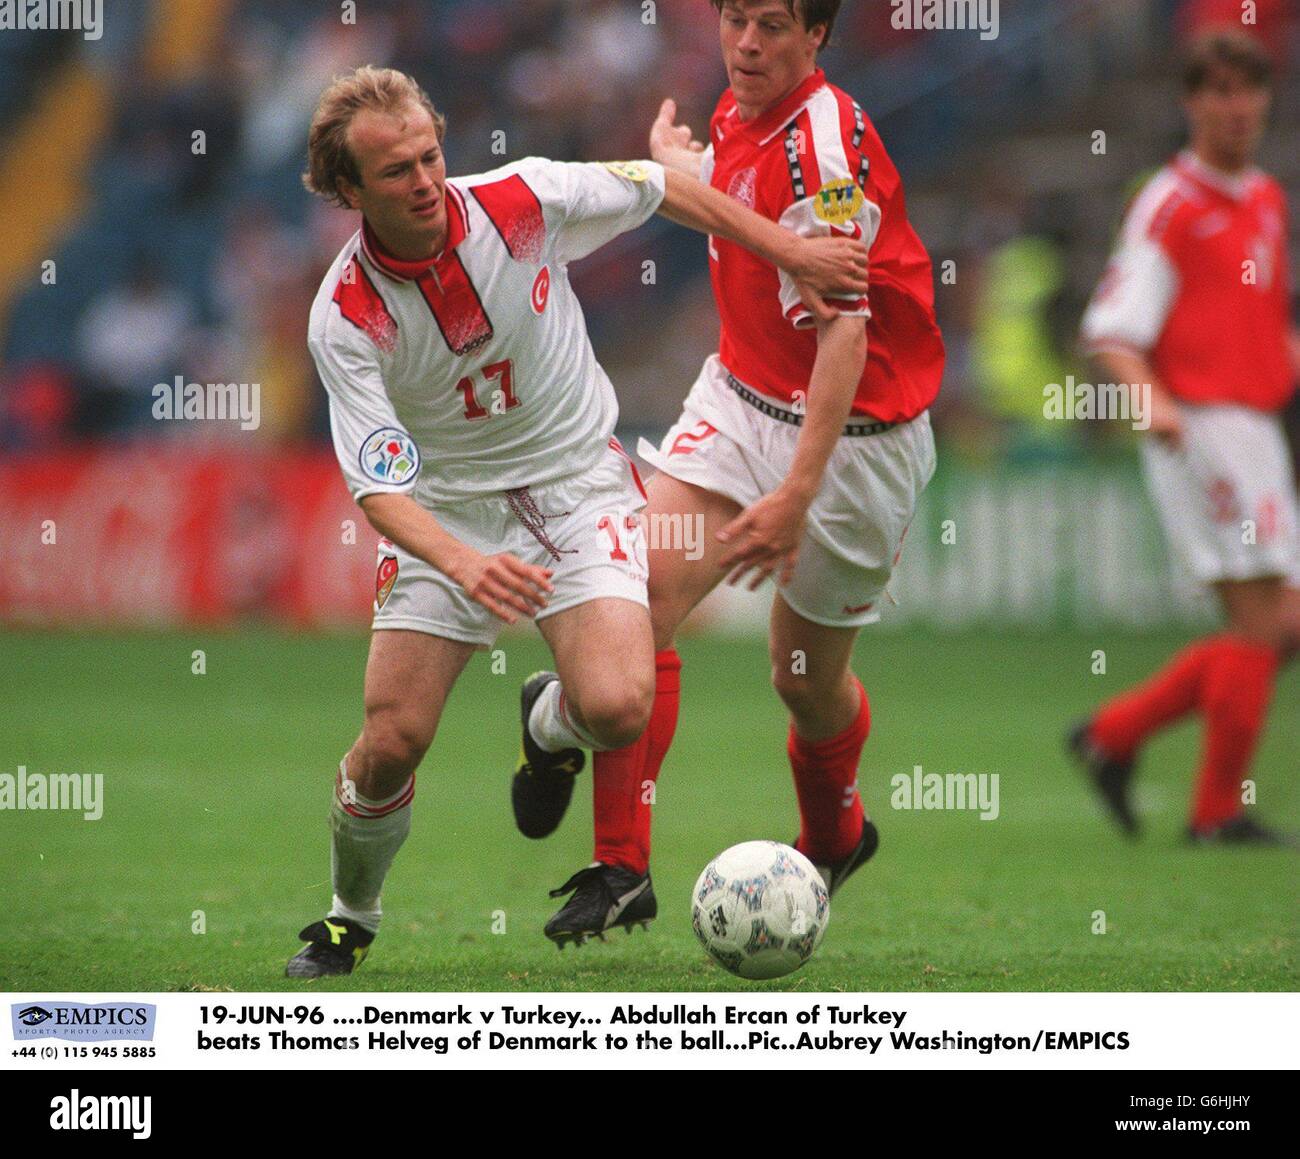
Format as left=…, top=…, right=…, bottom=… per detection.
left=513, top=0, right=944, bottom=939
left=1074, top=31, right=1300, bottom=845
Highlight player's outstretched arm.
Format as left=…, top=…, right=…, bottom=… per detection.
left=359, top=493, right=554, bottom=624
left=657, top=168, right=868, bottom=307
left=717, top=315, right=868, bottom=590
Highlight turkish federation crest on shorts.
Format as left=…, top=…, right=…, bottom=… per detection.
left=376, top=554, right=399, bottom=609
left=360, top=428, right=420, bottom=486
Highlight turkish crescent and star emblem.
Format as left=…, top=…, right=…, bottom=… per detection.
left=531, top=266, right=551, bottom=314
left=376, top=555, right=399, bottom=609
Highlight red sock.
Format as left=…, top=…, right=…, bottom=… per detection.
left=1191, top=637, right=1278, bottom=831
left=592, top=649, right=681, bottom=875
left=1090, top=637, right=1223, bottom=758
left=790, top=678, right=869, bottom=864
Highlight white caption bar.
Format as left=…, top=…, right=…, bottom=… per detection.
left=3, top=992, right=1295, bottom=1070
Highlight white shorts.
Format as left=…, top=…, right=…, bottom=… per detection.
left=638, top=355, right=937, bottom=627
left=373, top=440, right=649, bottom=647
left=1141, top=404, right=1300, bottom=587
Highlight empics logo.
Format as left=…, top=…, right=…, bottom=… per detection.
left=16, top=1005, right=53, bottom=1027
left=12, top=1002, right=156, bottom=1042
left=50, top=1091, right=151, bottom=1141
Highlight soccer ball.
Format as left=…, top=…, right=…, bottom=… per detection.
left=691, top=841, right=830, bottom=979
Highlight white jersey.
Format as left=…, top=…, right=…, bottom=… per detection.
left=308, top=157, right=666, bottom=506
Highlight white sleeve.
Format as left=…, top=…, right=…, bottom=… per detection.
left=699, top=143, right=716, bottom=186
left=310, top=327, right=420, bottom=503
left=525, top=158, right=667, bottom=266
left=1081, top=229, right=1179, bottom=355
left=776, top=181, right=880, bottom=330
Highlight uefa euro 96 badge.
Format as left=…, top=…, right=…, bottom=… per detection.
left=813, top=178, right=864, bottom=227
left=360, top=428, right=420, bottom=486
left=604, top=161, right=652, bottom=183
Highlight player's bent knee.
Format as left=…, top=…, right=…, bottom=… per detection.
left=579, top=687, right=654, bottom=750
left=356, top=717, right=430, bottom=789
left=770, top=665, right=821, bottom=715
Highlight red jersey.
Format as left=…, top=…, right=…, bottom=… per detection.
left=704, top=68, right=944, bottom=423
left=1082, top=151, right=1295, bottom=413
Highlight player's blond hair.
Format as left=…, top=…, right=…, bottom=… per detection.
left=303, top=66, right=447, bottom=207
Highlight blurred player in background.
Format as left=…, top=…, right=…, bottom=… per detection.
left=512, top=0, right=944, bottom=940
left=1074, top=31, right=1300, bottom=846
left=289, top=66, right=868, bottom=976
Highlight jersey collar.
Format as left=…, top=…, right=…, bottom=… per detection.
left=736, top=68, right=826, bottom=146
left=1174, top=150, right=1261, bottom=203
left=361, top=184, right=469, bottom=282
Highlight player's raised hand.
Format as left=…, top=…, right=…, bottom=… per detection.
left=650, top=98, right=706, bottom=176
left=450, top=549, right=555, bottom=624
left=716, top=488, right=808, bottom=591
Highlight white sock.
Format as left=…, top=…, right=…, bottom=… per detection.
left=528, top=680, right=606, bottom=752
left=328, top=758, right=414, bottom=934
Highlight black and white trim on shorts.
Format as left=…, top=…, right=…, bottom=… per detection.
left=727, top=373, right=897, bottom=437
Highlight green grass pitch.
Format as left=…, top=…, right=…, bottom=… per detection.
left=1, top=628, right=1295, bottom=992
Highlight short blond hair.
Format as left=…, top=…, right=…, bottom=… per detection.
left=303, top=65, right=446, bottom=207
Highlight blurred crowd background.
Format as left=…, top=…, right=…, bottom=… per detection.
left=1, top=0, right=1295, bottom=461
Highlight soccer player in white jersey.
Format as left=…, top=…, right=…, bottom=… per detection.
left=287, top=66, right=869, bottom=976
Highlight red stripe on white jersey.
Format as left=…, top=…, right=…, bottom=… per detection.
left=332, top=257, right=398, bottom=353
left=471, top=174, right=547, bottom=263
left=416, top=254, right=494, bottom=356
